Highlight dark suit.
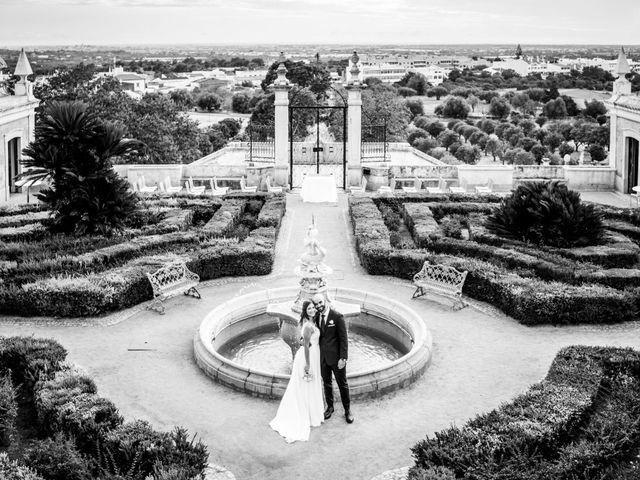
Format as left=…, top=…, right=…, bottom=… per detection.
left=317, top=307, right=350, bottom=412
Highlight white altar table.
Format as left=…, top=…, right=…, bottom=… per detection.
left=300, top=175, right=338, bottom=203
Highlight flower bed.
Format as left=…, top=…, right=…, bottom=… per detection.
left=0, top=193, right=286, bottom=317
left=409, top=346, right=640, bottom=479
left=351, top=194, right=640, bottom=325
left=0, top=336, right=208, bottom=479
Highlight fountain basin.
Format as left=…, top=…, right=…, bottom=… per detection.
left=193, top=286, right=433, bottom=399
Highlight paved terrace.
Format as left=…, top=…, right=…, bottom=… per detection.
left=1, top=192, right=639, bottom=480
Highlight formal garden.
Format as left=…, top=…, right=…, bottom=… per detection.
left=0, top=69, right=639, bottom=478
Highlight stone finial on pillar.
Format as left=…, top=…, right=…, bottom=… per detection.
left=14, top=48, right=34, bottom=98
left=271, top=52, right=291, bottom=188
left=345, top=51, right=364, bottom=188
left=612, top=46, right=632, bottom=96
left=347, top=51, right=363, bottom=86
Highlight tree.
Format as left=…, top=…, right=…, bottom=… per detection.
left=530, top=143, right=549, bottom=163
left=231, top=93, right=252, bottom=113
left=361, top=86, right=410, bottom=140
left=397, top=86, right=418, bottom=97
left=404, top=100, right=424, bottom=120
left=169, top=89, right=193, bottom=109
left=476, top=118, right=496, bottom=134
left=440, top=96, right=470, bottom=119
left=414, top=116, right=446, bottom=137
left=364, top=77, right=384, bottom=88
left=489, top=96, right=511, bottom=119
left=485, top=135, right=505, bottom=162
left=558, top=142, right=575, bottom=157
left=196, top=92, right=222, bottom=111
left=261, top=60, right=331, bottom=98
left=544, top=132, right=563, bottom=151
left=467, top=94, right=480, bottom=112
left=413, top=136, right=438, bottom=154
left=437, top=130, right=460, bottom=151
left=218, top=118, right=241, bottom=139
left=20, top=101, right=143, bottom=235
left=448, top=69, right=462, bottom=82
left=426, top=86, right=449, bottom=100
left=396, top=72, right=429, bottom=95
left=407, top=128, right=429, bottom=145
left=583, top=99, right=607, bottom=121
left=588, top=144, right=607, bottom=162
left=454, top=144, right=481, bottom=164
left=515, top=44, right=523, bottom=59
left=542, top=97, right=568, bottom=119
left=560, top=95, right=580, bottom=116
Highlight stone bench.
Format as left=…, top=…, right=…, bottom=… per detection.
left=146, top=261, right=201, bottom=314
left=412, top=261, right=468, bottom=310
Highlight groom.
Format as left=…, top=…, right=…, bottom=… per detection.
left=312, top=294, right=354, bottom=424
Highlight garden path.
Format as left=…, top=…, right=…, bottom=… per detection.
left=1, top=192, right=640, bottom=480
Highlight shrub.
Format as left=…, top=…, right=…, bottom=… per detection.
left=0, top=453, right=44, bottom=480
left=486, top=181, right=604, bottom=248
left=439, top=215, right=466, bottom=239
left=0, top=337, right=67, bottom=394
left=35, top=369, right=123, bottom=453
left=23, top=434, right=92, bottom=480
left=99, top=421, right=207, bottom=480
left=0, top=372, right=16, bottom=447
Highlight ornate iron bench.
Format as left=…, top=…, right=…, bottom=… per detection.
left=146, top=261, right=201, bottom=314
left=412, top=261, right=468, bottom=310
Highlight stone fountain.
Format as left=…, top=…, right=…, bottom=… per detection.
left=193, top=220, right=433, bottom=399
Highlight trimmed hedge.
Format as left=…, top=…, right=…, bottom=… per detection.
left=0, top=211, right=50, bottom=229
left=202, top=198, right=247, bottom=236
left=0, top=194, right=285, bottom=317
left=409, top=346, right=640, bottom=480
left=0, top=336, right=209, bottom=479
left=350, top=197, right=640, bottom=325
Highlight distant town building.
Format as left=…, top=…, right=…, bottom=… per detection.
left=101, top=60, right=147, bottom=93
left=0, top=49, right=39, bottom=203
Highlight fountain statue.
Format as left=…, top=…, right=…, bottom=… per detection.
left=292, top=216, right=333, bottom=313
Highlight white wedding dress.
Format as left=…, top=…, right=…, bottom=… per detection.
left=270, top=323, right=324, bottom=443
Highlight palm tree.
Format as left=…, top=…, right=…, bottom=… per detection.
left=19, top=101, right=145, bottom=235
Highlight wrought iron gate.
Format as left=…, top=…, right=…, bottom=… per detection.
left=361, top=117, right=388, bottom=162
left=247, top=120, right=275, bottom=164
left=289, top=87, right=347, bottom=189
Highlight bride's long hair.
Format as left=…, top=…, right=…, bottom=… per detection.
left=299, top=300, right=316, bottom=327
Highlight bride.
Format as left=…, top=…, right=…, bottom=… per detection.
left=270, top=300, right=324, bottom=443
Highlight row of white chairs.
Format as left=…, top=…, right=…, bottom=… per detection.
left=131, top=175, right=284, bottom=196
left=350, top=176, right=493, bottom=195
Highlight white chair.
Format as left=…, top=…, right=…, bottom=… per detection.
left=475, top=179, right=494, bottom=194
left=208, top=177, right=229, bottom=197
left=631, top=185, right=640, bottom=207
left=402, top=177, right=421, bottom=193
left=161, top=176, right=183, bottom=194
left=184, top=178, right=205, bottom=195
left=377, top=185, right=393, bottom=194
left=136, top=176, right=158, bottom=193
left=426, top=177, right=447, bottom=194
left=265, top=176, right=283, bottom=193
left=350, top=176, right=367, bottom=194
left=240, top=177, right=258, bottom=193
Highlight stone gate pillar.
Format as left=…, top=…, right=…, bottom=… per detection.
left=346, top=52, right=363, bottom=189
left=272, top=53, right=291, bottom=187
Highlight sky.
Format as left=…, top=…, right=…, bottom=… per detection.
left=0, top=0, right=639, bottom=47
